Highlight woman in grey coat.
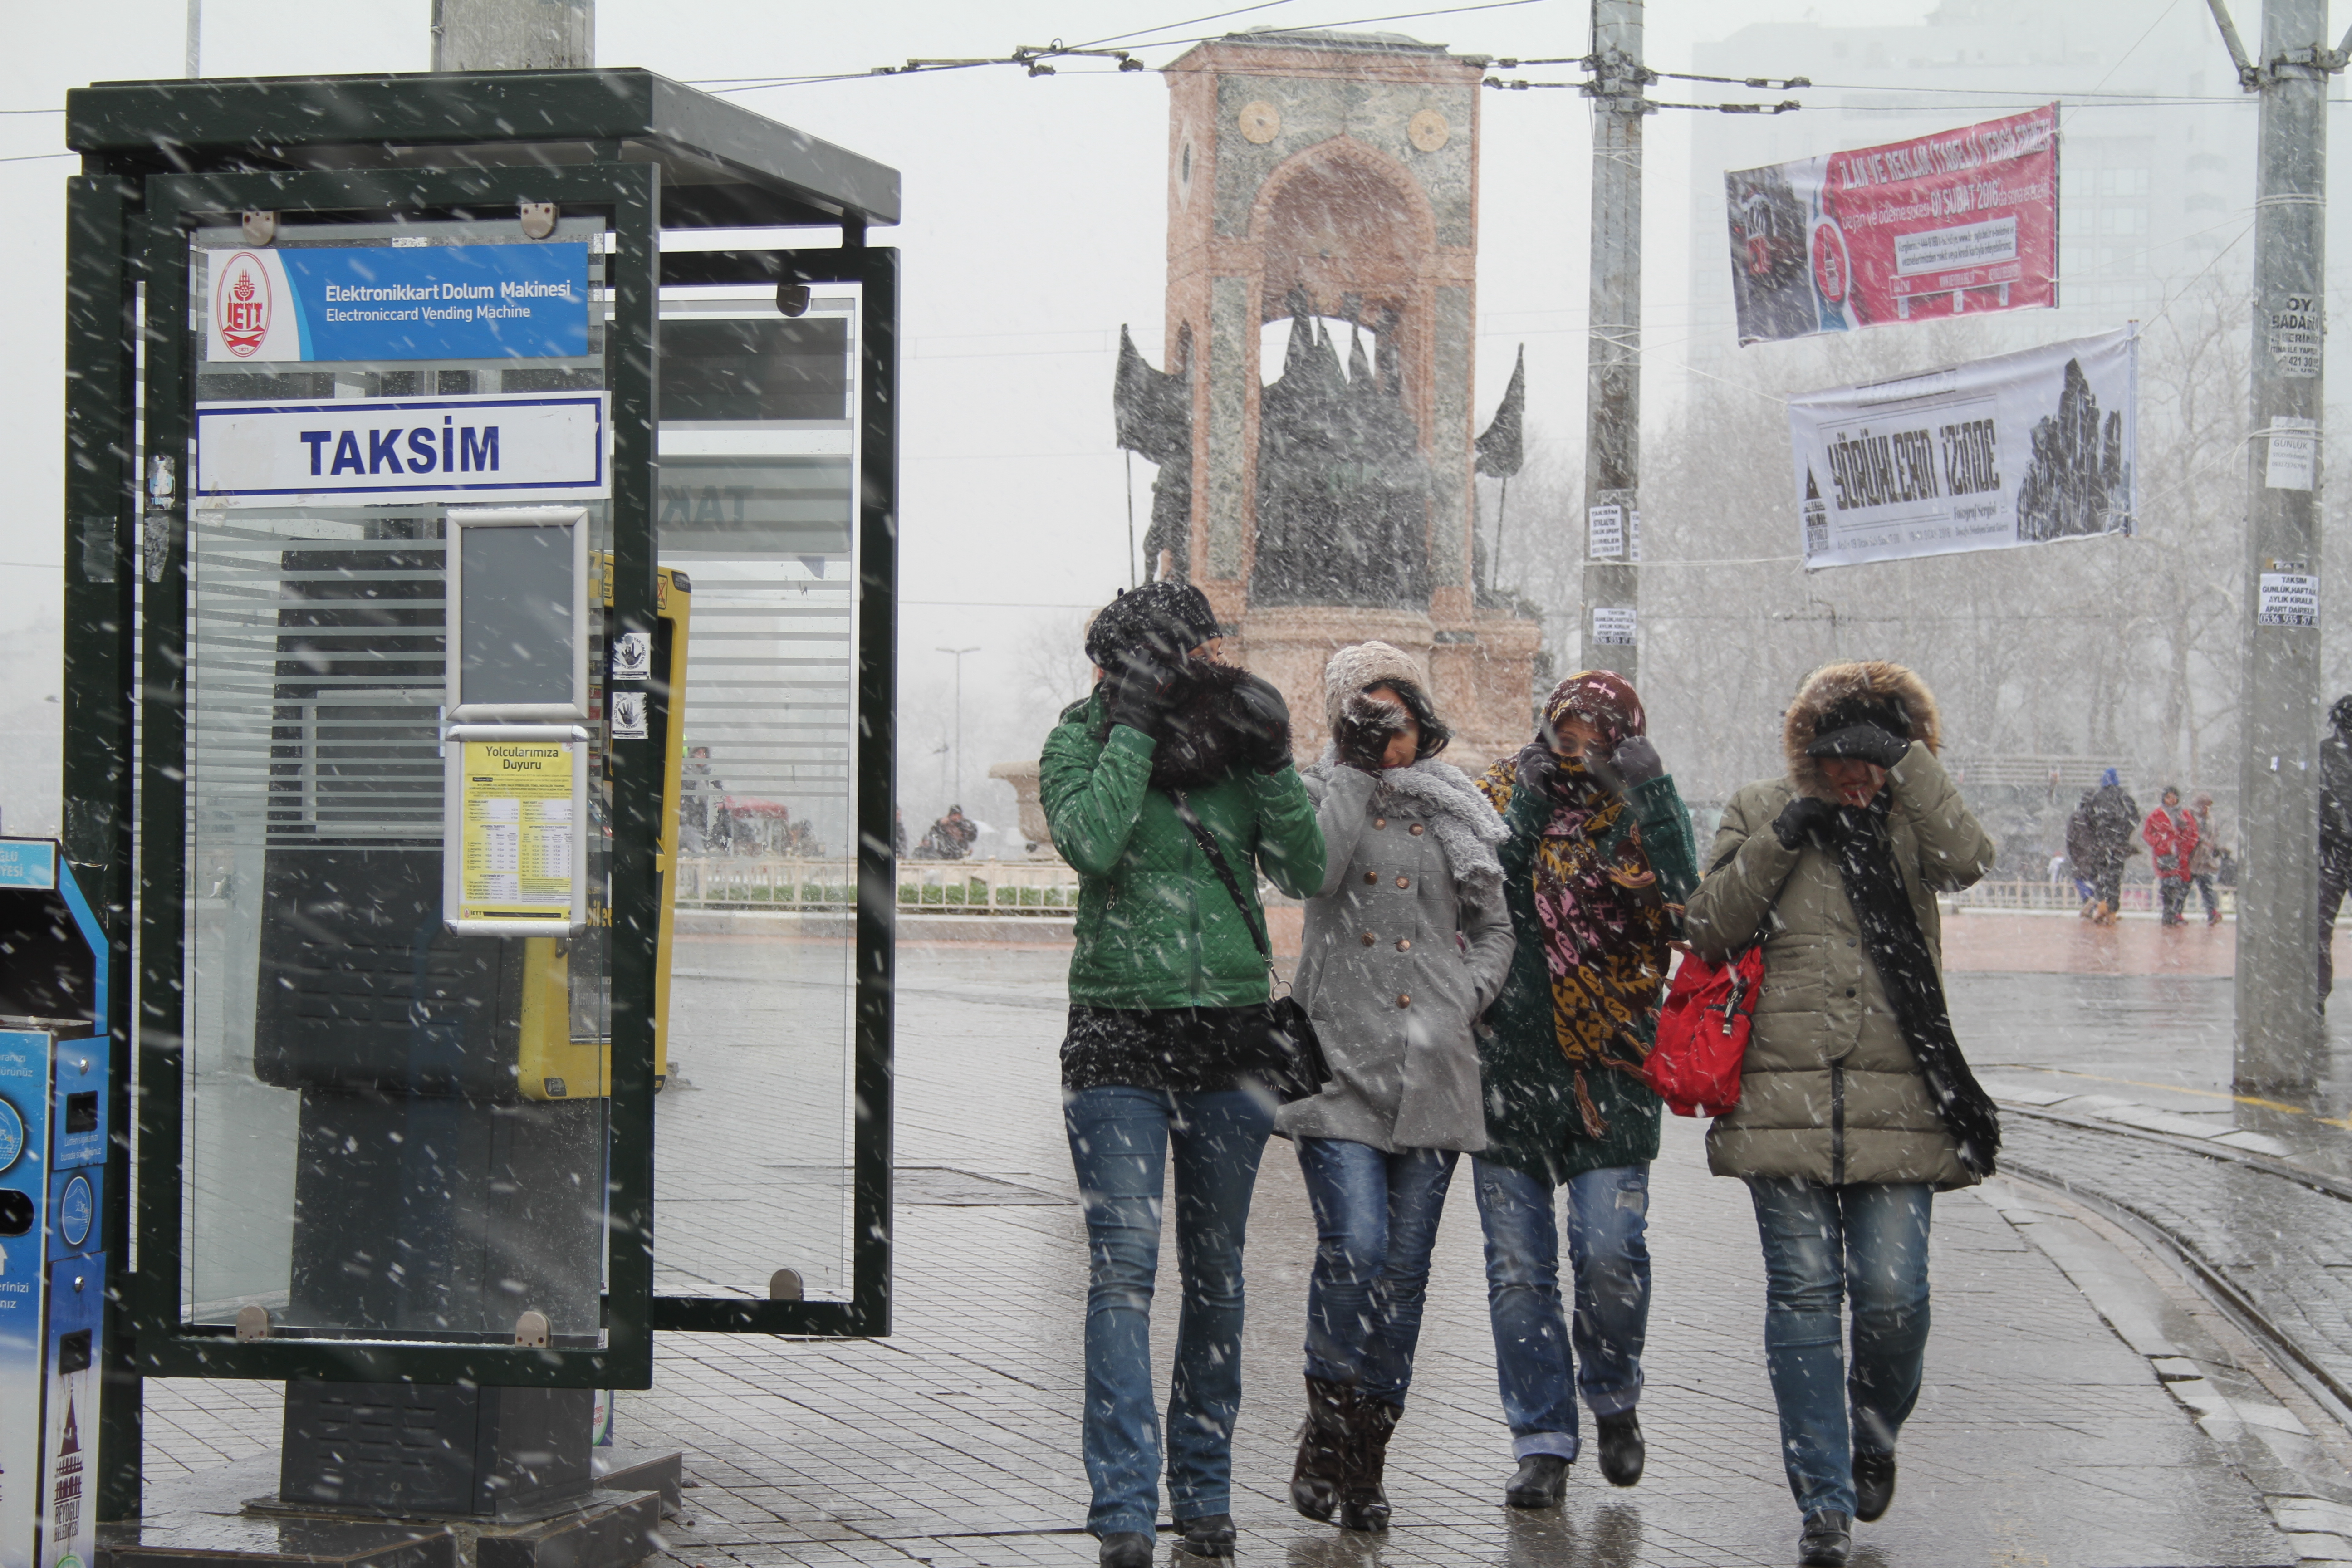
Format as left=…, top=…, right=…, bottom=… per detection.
left=1278, top=642, right=1515, bottom=1533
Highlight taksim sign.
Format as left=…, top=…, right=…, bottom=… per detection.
left=193, top=392, right=609, bottom=508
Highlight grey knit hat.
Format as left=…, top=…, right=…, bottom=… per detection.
left=1322, top=641, right=1431, bottom=729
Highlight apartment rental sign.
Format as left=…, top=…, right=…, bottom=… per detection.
left=1726, top=104, right=2058, bottom=346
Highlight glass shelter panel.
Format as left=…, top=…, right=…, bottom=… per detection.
left=180, top=219, right=614, bottom=1344
left=653, top=284, right=860, bottom=1303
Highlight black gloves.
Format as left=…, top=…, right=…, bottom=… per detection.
left=1104, top=645, right=1190, bottom=739
left=1586, top=735, right=1665, bottom=795
left=1229, top=672, right=1294, bottom=775
left=1806, top=723, right=1911, bottom=769
left=1334, top=692, right=1405, bottom=774
left=1772, top=795, right=1836, bottom=850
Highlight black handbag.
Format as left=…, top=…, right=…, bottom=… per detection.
left=1169, top=791, right=1332, bottom=1103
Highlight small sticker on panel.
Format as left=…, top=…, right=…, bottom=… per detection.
left=610, top=631, right=652, bottom=681
left=610, top=690, right=649, bottom=739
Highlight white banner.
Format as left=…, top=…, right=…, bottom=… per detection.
left=193, top=391, right=609, bottom=508
left=1789, top=327, right=2136, bottom=569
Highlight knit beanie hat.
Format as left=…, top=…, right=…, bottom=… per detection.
left=1083, top=582, right=1220, bottom=669
left=1323, top=641, right=1431, bottom=729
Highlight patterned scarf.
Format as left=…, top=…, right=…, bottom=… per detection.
left=1475, top=671, right=1673, bottom=1134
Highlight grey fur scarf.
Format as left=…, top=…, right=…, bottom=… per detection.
left=1306, top=749, right=1508, bottom=898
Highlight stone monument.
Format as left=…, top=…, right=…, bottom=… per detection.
left=1120, top=27, right=1540, bottom=767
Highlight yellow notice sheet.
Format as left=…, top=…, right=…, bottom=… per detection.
left=456, top=737, right=579, bottom=922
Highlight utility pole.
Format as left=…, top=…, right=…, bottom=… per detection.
left=1578, top=0, right=1649, bottom=681
left=431, top=0, right=594, bottom=70
left=938, top=647, right=978, bottom=807
left=2213, top=0, right=2347, bottom=1093
left=186, top=0, right=201, bottom=77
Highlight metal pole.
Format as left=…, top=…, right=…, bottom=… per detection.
left=2231, top=0, right=2329, bottom=1094
left=937, top=646, right=977, bottom=808
left=1578, top=0, right=1646, bottom=680
left=185, top=0, right=200, bottom=76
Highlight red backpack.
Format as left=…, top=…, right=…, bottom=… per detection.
left=1643, top=947, right=1765, bottom=1118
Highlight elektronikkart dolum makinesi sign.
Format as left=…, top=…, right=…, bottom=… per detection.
left=193, top=392, right=610, bottom=507
left=206, top=243, right=590, bottom=362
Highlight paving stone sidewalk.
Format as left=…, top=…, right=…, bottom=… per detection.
left=142, top=944, right=2310, bottom=1568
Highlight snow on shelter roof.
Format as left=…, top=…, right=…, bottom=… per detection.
left=64, top=68, right=900, bottom=231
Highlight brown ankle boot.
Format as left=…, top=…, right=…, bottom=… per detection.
left=1289, top=1376, right=1349, bottom=1522
left=1338, top=1398, right=1401, bottom=1532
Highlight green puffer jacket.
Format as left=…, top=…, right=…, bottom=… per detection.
left=1682, top=666, right=1995, bottom=1191
left=1478, top=770, right=1702, bottom=1183
left=1039, top=688, right=1326, bottom=1009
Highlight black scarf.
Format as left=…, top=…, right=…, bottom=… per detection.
left=1095, top=661, right=1255, bottom=791
left=1826, top=797, right=2001, bottom=1178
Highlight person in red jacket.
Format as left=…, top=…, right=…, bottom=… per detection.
left=2143, top=787, right=2200, bottom=927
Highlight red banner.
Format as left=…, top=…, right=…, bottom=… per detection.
left=1728, top=105, right=2059, bottom=346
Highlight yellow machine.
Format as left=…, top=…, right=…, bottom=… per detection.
left=516, top=558, right=689, bottom=1100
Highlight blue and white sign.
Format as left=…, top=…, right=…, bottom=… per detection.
left=194, top=392, right=610, bottom=508
left=205, top=243, right=590, bottom=363
left=0, top=844, right=53, bottom=891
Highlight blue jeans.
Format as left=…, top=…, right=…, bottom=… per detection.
left=1473, top=1159, right=1651, bottom=1462
left=1747, top=1178, right=1935, bottom=1519
left=1294, top=1138, right=1459, bottom=1406
left=1064, top=1085, right=1275, bottom=1537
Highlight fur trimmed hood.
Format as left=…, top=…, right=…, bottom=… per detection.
left=1323, top=641, right=1431, bottom=729
left=1783, top=661, right=1942, bottom=802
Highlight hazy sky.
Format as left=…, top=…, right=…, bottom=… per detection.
left=14, top=0, right=2305, bottom=832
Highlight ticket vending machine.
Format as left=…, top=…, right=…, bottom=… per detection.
left=59, top=67, right=899, bottom=1568
left=0, top=840, right=108, bottom=1568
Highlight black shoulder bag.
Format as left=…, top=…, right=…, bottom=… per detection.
left=1169, top=790, right=1332, bottom=1103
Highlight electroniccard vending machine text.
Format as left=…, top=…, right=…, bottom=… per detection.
left=0, top=840, right=108, bottom=1568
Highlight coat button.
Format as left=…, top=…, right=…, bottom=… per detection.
left=1373, top=818, right=1387, bottom=829
left=1397, top=993, right=1411, bottom=1008
left=1362, top=931, right=1377, bottom=946
left=1365, top=871, right=1379, bottom=884
left=1846, top=988, right=1857, bottom=997
left=1396, top=938, right=1411, bottom=951
left=1396, top=876, right=1410, bottom=889
left=1409, top=823, right=1424, bottom=835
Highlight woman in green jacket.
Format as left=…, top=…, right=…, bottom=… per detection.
left=1039, top=583, right=1325, bottom=1568
left=1470, top=672, right=1700, bottom=1509
left=1682, top=661, right=1997, bottom=1568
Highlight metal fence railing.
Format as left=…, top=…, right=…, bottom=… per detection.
left=674, top=857, right=1081, bottom=915
left=1942, top=879, right=2236, bottom=916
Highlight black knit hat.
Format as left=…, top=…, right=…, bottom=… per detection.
left=1084, top=583, right=1220, bottom=668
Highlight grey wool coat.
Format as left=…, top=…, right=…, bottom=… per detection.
left=1276, top=763, right=1516, bottom=1152
left=1682, top=662, right=1997, bottom=1191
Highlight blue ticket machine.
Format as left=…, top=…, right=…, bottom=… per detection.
left=0, top=839, right=108, bottom=1568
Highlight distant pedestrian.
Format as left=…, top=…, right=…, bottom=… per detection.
left=1279, top=643, right=1515, bottom=1534
left=2188, top=793, right=2223, bottom=926
left=2323, top=697, right=2352, bottom=1004
left=893, top=805, right=908, bottom=858
left=2142, top=787, right=2199, bottom=928
left=2065, top=768, right=2138, bottom=924
left=1684, top=662, right=1999, bottom=1568
left=1469, top=671, right=1701, bottom=1509
left=1039, top=583, right=1325, bottom=1568
left=915, top=805, right=979, bottom=860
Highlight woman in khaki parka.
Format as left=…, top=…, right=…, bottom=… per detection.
left=1681, top=662, right=1998, bottom=1568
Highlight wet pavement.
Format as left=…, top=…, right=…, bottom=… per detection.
left=136, top=935, right=2352, bottom=1567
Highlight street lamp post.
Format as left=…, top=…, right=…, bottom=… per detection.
left=937, top=646, right=979, bottom=814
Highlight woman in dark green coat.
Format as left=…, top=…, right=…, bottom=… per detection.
left=1038, top=583, right=1325, bottom=1568
left=1469, top=671, right=1700, bottom=1509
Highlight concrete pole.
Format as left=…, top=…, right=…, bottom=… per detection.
left=431, top=0, right=594, bottom=70
left=2232, top=0, right=2329, bottom=1094
left=1578, top=0, right=1646, bottom=680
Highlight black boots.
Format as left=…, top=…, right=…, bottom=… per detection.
left=1798, top=1510, right=1852, bottom=1567
left=1178, top=1514, right=1235, bottom=1558
left=1098, top=1532, right=1153, bottom=1568
left=1289, top=1376, right=1350, bottom=1522
left=1339, top=1398, right=1401, bottom=1532
left=1504, top=1453, right=1570, bottom=1508
left=1595, top=1409, right=1645, bottom=1487
left=1852, top=1449, right=1896, bottom=1523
